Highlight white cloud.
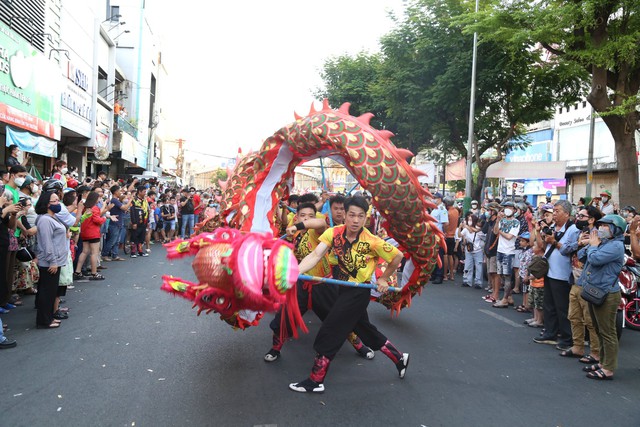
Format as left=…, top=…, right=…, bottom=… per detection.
left=149, top=0, right=403, bottom=165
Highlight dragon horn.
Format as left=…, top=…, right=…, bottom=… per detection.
left=338, top=102, right=351, bottom=114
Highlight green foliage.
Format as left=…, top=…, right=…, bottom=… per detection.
left=209, top=168, right=228, bottom=184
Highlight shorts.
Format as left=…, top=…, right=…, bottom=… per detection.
left=445, top=237, right=456, bottom=255
left=155, top=222, right=164, bottom=232
left=496, top=252, right=514, bottom=276
left=487, top=256, right=498, bottom=274
left=164, top=219, right=176, bottom=231
left=512, top=249, right=522, bottom=268
left=84, top=238, right=101, bottom=244
left=530, top=287, right=544, bottom=310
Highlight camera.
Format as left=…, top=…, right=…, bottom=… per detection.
left=542, top=224, right=555, bottom=236
left=18, top=197, right=29, bottom=207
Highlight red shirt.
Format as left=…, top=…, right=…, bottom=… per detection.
left=193, top=194, right=202, bottom=215
left=80, top=206, right=106, bottom=240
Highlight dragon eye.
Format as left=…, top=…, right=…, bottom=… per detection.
left=216, top=297, right=226, bottom=305
left=201, top=295, right=211, bottom=303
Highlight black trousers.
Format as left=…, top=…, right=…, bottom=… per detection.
left=0, top=247, right=10, bottom=306
left=314, top=286, right=387, bottom=359
left=270, top=280, right=338, bottom=336
left=130, top=226, right=146, bottom=252
left=543, top=277, right=573, bottom=346
left=36, top=267, right=60, bottom=326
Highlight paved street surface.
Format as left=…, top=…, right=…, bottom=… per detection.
left=1, top=247, right=639, bottom=427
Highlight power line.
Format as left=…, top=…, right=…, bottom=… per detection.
left=183, top=149, right=235, bottom=160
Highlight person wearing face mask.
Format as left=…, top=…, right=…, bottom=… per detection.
left=491, top=202, right=520, bottom=308
left=559, top=206, right=603, bottom=364
left=482, top=202, right=501, bottom=301
left=34, top=191, right=68, bottom=329
left=3, top=166, right=28, bottom=309
left=576, top=214, right=625, bottom=380
left=430, top=192, right=448, bottom=284
left=461, top=213, right=485, bottom=288
left=5, top=144, right=29, bottom=169
left=50, top=160, right=68, bottom=188
left=469, top=200, right=480, bottom=216
left=511, top=202, right=531, bottom=294
left=598, top=190, right=614, bottom=215
left=533, top=200, right=581, bottom=350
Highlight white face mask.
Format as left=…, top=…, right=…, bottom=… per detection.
left=504, top=208, right=514, bottom=217
left=601, top=197, right=609, bottom=204
left=61, top=167, right=68, bottom=174
left=32, top=184, right=39, bottom=193
left=597, top=227, right=612, bottom=240
left=467, top=220, right=473, bottom=226
left=14, top=177, right=25, bottom=187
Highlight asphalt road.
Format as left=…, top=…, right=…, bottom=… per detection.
left=1, top=246, right=639, bottom=427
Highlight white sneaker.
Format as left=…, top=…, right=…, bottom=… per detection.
left=396, top=353, right=410, bottom=378
left=288, top=378, right=324, bottom=393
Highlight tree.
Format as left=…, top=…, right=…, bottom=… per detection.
left=209, top=168, right=228, bottom=185
left=314, top=53, right=394, bottom=133
left=464, top=0, right=640, bottom=206
left=316, top=0, right=583, bottom=200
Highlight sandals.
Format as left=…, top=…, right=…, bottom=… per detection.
left=559, top=349, right=582, bottom=358
left=515, top=305, right=532, bottom=313
left=586, top=368, right=613, bottom=380
left=582, top=363, right=601, bottom=372
left=579, top=355, right=600, bottom=364
left=36, top=322, right=60, bottom=329
left=492, top=301, right=509, bottom=308
left=89, top=273, right=105, bottom=281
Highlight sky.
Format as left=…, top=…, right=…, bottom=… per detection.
left=150, top=1, right=405, bottom=168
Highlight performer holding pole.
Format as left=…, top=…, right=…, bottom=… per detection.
left=289, top=196, right=409, bottom=394
left=265, top=200, right=374, bottom=362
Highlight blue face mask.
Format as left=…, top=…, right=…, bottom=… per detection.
left=49, top=203, right=62, bottom=213
left=145, top=184, right=150, bottom=189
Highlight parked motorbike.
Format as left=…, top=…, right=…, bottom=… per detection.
left=618, top=256, right=640, bottom=337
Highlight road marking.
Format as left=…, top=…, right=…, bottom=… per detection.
left=479, top=309, right=524, bottom=328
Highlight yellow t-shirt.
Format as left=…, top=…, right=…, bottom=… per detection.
left=319, top=225, right=400, bottom=283
left=293, top=228, right=331, bottom=278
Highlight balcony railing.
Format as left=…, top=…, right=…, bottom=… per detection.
left=115, top=115, right=138, bottom=139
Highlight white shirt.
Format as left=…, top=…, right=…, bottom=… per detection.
left=497, top=217, right=520, bottom=255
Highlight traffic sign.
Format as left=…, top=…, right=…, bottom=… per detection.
left=545, top=190, right=552, bottom=198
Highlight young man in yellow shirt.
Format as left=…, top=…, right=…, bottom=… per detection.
left=265, top=201, right=374, bottom=361
left=289, top=196, right=408, bottom=393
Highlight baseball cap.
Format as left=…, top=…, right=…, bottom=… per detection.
left=540, top=204, right=554, bottom=213
left=519, top=232, right=531, bottom=240
left=433, top=192, right=443, bottom=199
left=600, top=190, right=612, bottom=198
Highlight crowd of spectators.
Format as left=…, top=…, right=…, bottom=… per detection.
left=0, top=152, right=218, bottom=348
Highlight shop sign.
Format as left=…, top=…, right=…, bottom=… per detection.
left=0, top=22, right=61, bottom=139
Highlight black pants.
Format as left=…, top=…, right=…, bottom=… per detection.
left=36, top=267, right=60, bottom=326
left=270, top=280, right=338, bottom=336
left=0, top=248, right=10, bottom=306
left=314, top=286, right=387, bottom=359
left=130, top=225, right=146, bottom=254
left=543, top=277, right=573, bottom=346
left=432, top=246, right=445, bottom=280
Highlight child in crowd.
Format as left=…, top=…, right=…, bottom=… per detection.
left=515, top=233, right=532, bottom=313
left=525, top=240, right=548, bottom=327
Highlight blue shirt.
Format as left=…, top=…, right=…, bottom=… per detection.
left=548, top=223, right=581, bottom=281
left=109, top=197, right=124, bottom=219
left=431, top=204, right=449, bottom=232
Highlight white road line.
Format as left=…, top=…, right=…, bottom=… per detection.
left=479, top=309, right=525, bottom=328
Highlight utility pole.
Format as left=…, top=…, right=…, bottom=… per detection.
left=176, top=138, right=185, bottom=184
left=464, top=0, right=480, bottom=213
left=585, top=107, right=595, bottom=198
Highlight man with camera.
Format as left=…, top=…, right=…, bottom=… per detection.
left=532, top=200, right=580, bottom=350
